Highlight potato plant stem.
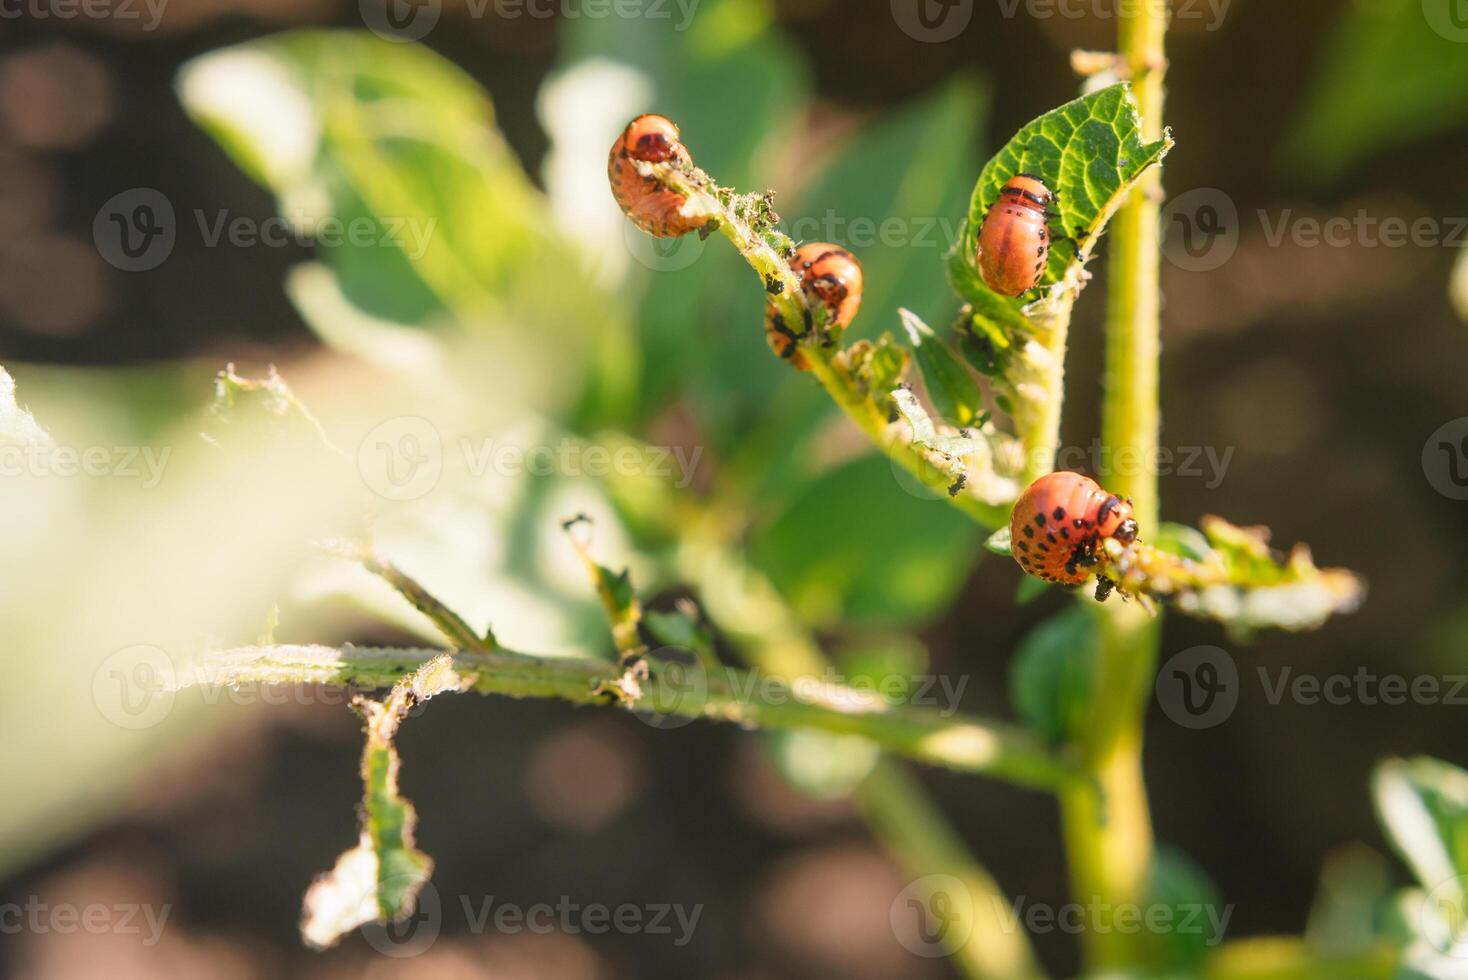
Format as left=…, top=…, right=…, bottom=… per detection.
left=1064, top=1, right=1169, bottom=970
left=1018, top=295, right=1078, bottom=488
left=193, top=643, right=1079, bottom=790
left=803, top=347, right=1009, bottom=528
left=678, top=526, right=1045, bottom=978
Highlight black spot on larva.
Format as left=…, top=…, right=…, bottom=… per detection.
left=1017, top=541, right=1029, bottom=553
left=1073, top=518, right=1085, bottom=529
left=1023, top=525, right=1035, bottom=538
left=1046, top=532, right=1057, bottom=545
left=1037, top=246, right=1046, bottom=257
left=1052, top=507, right=1066, bottom=520
left=1060, top=529, right=1070, bottom=540
left=1034, top=514, right=1047, bottom=527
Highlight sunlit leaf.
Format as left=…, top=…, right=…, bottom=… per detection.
left=900, top=308, right=984, bottom=427
left=948, top=83, right=1172, bottom=332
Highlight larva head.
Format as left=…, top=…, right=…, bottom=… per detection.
left=623, top=114, right=683, bottom=163
left=998, top=173, right=1053, bottom=215
left=1094, top=493, right=1138, bottom=544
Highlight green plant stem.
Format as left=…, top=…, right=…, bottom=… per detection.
left=651, top=160, right=1011, bottom=529
left=1017, top=297, right=1077, bottom=488
left=1204, top=938, right=1400, bottom=979
left=802, top=347, right=1009, bottom=527
left=186, top=643, right=1078, bottom=790
left=677, top=527, right=1045, bottom=978
left=1062, top=3, right=1169, bottom=971
left=860, top=764, right=1046, bottom=979
left=317, top=539, right=495, bottom=652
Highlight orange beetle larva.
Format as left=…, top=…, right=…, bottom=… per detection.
left=608, top=114, right=703, bottom=238
left=1010, top=471, right=1139, bottom=599
left=977, top=173, right=1054, bottom=297
left=765, top=242, right=864, bottom=370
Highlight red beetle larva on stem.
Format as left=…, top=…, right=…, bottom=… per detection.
left=1010, top=470, right=1139, bottom=601
left=608, top=114, right=703, bottom=238
left=765, top=242, right=863, bottom=370
left=977, top=173, right=1055, bottom=297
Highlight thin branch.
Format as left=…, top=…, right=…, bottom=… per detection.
left=316, top=539, right=495, bottom=652
left=179, top=643, right=1080, bottom=791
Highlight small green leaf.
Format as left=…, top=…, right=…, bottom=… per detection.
left=1152, top=521, right=1215, bottom=563
left=301, top=657, right=468, bottom=949
left=1107, top=517, right=1365, bottom=636
left=847, top=333, right=912, bottom=418
left=1009, top=607, right=1096, bottom=745
left=947, top=83, right=1172, bottom=331
left=1146, top=846, right=1227, bottom=967
left=644, top=601, right=721, bottom=673
left=984, top=526, right=1012, bottom=556
left=563, top=515, right=643, bottom=660
left=899, top=308, right=984, bottom=427
left=1306, top=845, right=1393, bottom=956
left=1374, top=757, right=1468, bottom=893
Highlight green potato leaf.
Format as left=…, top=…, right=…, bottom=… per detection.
left=947, top=83, right=1172, bottom=335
